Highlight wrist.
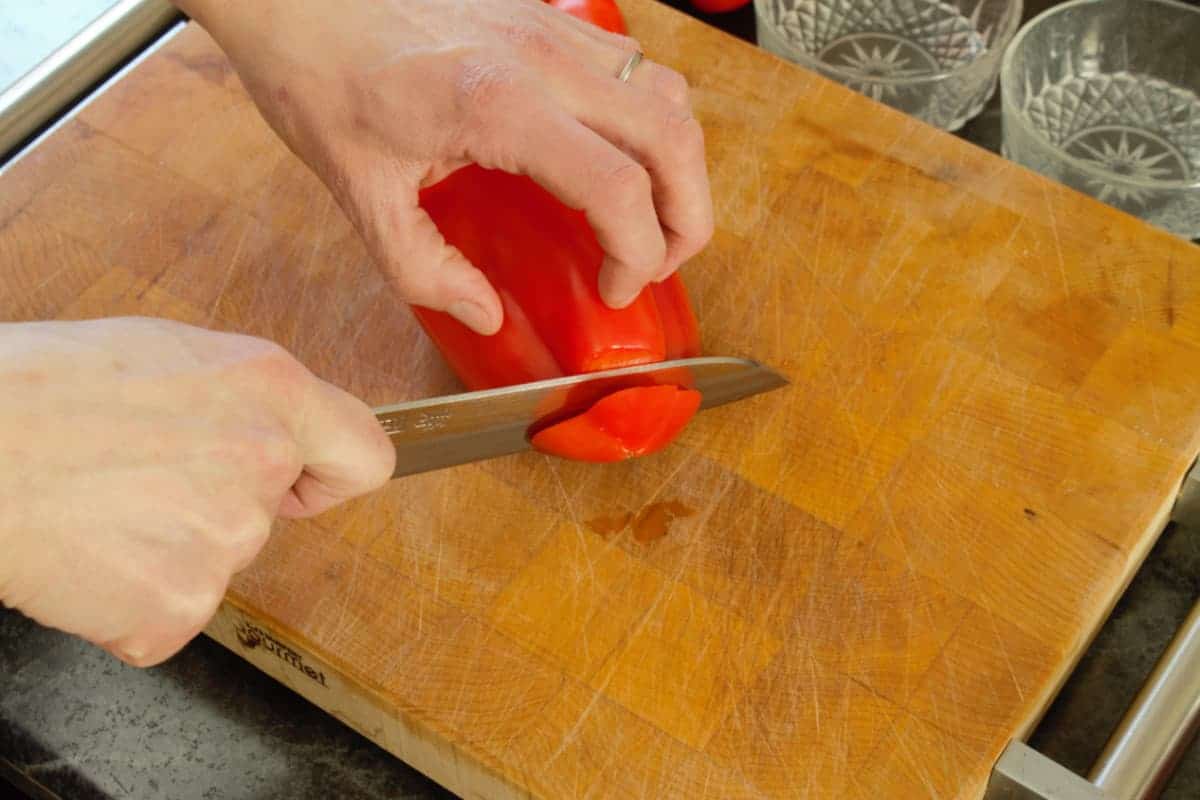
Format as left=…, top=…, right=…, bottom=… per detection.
left=170, top=0, right=234, bottom=26
left=170, top=0, right=268, bottom=55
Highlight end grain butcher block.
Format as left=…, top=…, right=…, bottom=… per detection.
left=5, top=0, right=1200, bottom=796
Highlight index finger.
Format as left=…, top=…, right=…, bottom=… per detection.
left=544, top=49, right=714, bottom=282
left=463, top=76, right=667, bottom=307
left=279, top=378, right=395, bottom=518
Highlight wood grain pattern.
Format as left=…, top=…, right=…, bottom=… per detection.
left=4, top=1, right=1200, bottom=796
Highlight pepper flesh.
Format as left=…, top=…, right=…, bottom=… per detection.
left=530, top=385, right=702, bottom=462
left=411, top=0, right=703, bottom=462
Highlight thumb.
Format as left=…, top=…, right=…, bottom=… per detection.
left=372, top=198, right=503, bottom=336
left=278, top=379, right=396, bottom=519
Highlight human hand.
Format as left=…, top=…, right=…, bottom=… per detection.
left=173, top=0, right=714, bottom=335
left=0, top=318, right=393, bottom=667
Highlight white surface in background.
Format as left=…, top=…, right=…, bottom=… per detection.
left=0, top=0, right=121, bottom=92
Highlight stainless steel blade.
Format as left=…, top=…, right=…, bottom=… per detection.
left=372, top=356, right=787, bottom=479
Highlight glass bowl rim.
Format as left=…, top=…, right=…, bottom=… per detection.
left=999, top=0, right=1200, bottom=192
left=751, top=0, right=1026, bottom=86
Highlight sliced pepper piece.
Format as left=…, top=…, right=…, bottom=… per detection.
left=531, top=385, right=702, bottom=462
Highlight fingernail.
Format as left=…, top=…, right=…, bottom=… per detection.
left=448, top=300, right=500, bottom=335
left=598, top=260, right=641, bottom=309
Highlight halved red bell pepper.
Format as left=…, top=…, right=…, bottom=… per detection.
left=411, top=0, right=703, bottom=464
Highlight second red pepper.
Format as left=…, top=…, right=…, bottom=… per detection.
left=546, top=0, right=628, bottom=32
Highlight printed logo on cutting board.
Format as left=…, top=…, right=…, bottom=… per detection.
left=234, top=619, right=328, bottom=688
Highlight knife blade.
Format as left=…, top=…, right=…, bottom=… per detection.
left=372, top=356, right=788, bottom=479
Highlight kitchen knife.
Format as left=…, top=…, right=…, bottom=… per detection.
left=373, top=356, right=788, bottom=479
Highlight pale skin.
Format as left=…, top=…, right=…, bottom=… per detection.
left=0, top=0, right=712, bottom=667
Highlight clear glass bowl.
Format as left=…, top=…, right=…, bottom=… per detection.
left=1000, top=0, right=1200, bottom=238
left=752, top=0, right=1023, bottom=130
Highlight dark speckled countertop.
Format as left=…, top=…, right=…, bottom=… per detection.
left=3, top=1, right=1199, bottom=798
left=1, top=611, right=454, bottom=799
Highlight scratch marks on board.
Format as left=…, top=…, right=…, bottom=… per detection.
left=1039, top=182, right=1071, bottom=299
left=206, top=215, right=250, bottom=323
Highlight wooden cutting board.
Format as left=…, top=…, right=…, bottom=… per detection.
left=5, top=1, right=1200, bottom=797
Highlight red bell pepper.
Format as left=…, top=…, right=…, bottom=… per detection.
left=412, top=0, right=704, bottom=463
left=688, top=0, right=751, bottom=13
left=415, top=166, right=702, bottom=461
left=545, top=0, right=627, bottom=33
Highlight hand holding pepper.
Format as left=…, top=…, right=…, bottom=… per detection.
left=413, top=1, right=707, bottom=462
left=173, top=0, right=715, bottom=335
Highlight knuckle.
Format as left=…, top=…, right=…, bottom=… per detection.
left=386, top=265, right=423, bottom=302
left=169, top=582, right=226, bottom=631
left=654, top=111, right=706, bottom=175
left=664, top=113, right=706, bottom=157
left=594, top=161, right=663, bottom=269
left=382, top=237, right=470, bottom=310
left=598, top=159, right=653, bottom=212
left=255, top=431, right=302, bottom=486
left=611, top=33, right=641, bottom=52
left=500, top=22, right=561, bottom=62
left=257, top=340, right=306, bottom=382
left=676, top=221, right=714, bottom=265
left=221, top=507, right=274, bottom=567
left=114, top=639, right=160, bottom=668
left=209, top=435, right=261, bottom=474
left=125, top=652, right=159, bottom=668
left=452, top=57, right=524, bottom=126
left=387, top=267, right=438, bottom=308
left=232, top=336, right=308, bottom=394
left=653, top=66, right=691, bottom=106
left=119, top=572, right=224, bottom=664
left=365, top=427, right=397, bottom=488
